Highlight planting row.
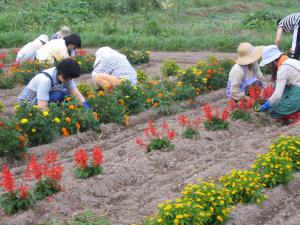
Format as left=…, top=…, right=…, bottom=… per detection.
left=145, top=135, right=300, bottom=225
left=0, top=57, right=233, bottom=158
left=0, top=146, right=104, bottom=215
left=0, top=48, right=150, bottom=89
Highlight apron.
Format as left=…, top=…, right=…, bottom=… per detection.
left=226, top=65, right=262, bottom=98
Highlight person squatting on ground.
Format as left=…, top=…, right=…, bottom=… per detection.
left=51, top=26, right=71, bottom=40
left=18, top=58, right=90, bottom=110
left=92, top=47, right=137, bottom=90
left=275, top=12, right=300, bottom=59
left=36, top=34, right=81, bottom=65
left=16, top=34, right=49, bottom=63
left=226, top=42, right=265, bottom=101
left=259, top=45, right=300, bottom=123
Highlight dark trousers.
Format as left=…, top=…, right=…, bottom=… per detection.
left=292, top=21, right=300, bottom=60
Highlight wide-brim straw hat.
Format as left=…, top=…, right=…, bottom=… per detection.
left=236, top=42, right=264, bottom=65
left=260, top=45, right=283, bottom=67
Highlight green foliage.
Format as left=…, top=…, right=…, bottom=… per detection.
left=87, top=90, right=125, bottom=124
left=77, top=83, right=93, bottom=99
left=0, top=117, right=28, bottom=159
left=204, top=118, right=229, bottom=131
left=72, top=54, right=95, bottom=74
left=13, top=104, right=58, bottom=146
left=33, top=178, right=60, bottom=201
left=242, top=10, right=278, bottom=30
left=113, top=80, right=145, bottom=115
left=75, top=166, right=103, bottom=179
left=0, top=191, right=35, bottom=215
left=120, top=48, right=150, bottom=65
left=230, top=109, right=251, bottom=121
left=147, top=138, right=174, bottom=152
left=161, top=59, right=180, bottom=77
left=182, top=127, right=199, bottom=139
left=136, top=69, right=148, bottom=83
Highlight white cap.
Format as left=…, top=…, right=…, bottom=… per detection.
left=260, top=45, right=283, bottom=66
left=38, top=34, right=49, bottom=43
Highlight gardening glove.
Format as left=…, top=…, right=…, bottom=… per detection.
left=259, top=100, right=271, bottom=112
left=82, top=101, right=91, bottom=110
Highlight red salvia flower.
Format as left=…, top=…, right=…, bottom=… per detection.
left=228, top=99, right=235, bottom=111
left=168, top=130, right=175, bottom=140
left=74, top=149, right=88, bottom=169
left=246, top=98, right=254, bottom=109
left=0, top=63, right=4, bottom=69
left=44, top=150, right=58, bottom=164
left=249, top=85, right=262, bottom=101
left=178, top=114, right=190, bottom=126
left=237, top=100, right=247, bottom=110
left=162, top=121, right=169, bottom=131
left=262, top=84, right=274, bottom=99
left=1, top=165, right=14, bottom=192
left=47, top=165, right=63, bottom=181
left=144, top=129, right=152, bottom=141
left=147, top=121, right=157, bottom=136
left=0, top=53, right=6, bottom=60
left=23, top=155, right=43, bottom=180
left=193, top=116, right=201, bottom=127
left=203, top=103, right=213, bottom=121
left=92, top=146, right=104, bottom=167
left=222, top=109, right=229, bottom=121
left=18, top=185, right=29, bottom=199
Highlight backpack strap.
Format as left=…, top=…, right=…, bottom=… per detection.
left=41, top=71, right=54, bottom=87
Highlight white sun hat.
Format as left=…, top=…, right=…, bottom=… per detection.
left=38, top=34, right=49, bottom=43
left=259, top=45, right=283, bottom=67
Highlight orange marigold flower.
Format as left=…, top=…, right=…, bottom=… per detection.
left=146, top=98, right=152, bottom=104
left=69, top=105, right=75, bottom=110
left=65, top=117, right=71, bottom=123
left=61, top=127, right=69, bottom=137
left=98, top=91, right=105, bottom=96
left=65, top=97, right=71, bottom=102
left=153, top=102, right=158, bottom=108
left=19, top=136, right=25, bottom=143
left=157, top=93, right=163, bottom=98
left=75, top=122, right=81, bottom=130
left=93, top=112, right=99, bottom=120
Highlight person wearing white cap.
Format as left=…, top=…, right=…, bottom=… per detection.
left=51, top=26, right=71, bottom=40
left=16, top=34, right=49, bottom=63
left=259, top=45, right=300, bottom=121
left=226, top=42, right=265, bottom=101
left=92, top=47, right=137, bottom=90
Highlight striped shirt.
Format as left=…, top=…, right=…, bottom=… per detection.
left=278, top=13, right=300, bottom=33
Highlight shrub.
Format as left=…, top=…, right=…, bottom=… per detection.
left=161, top=59, right=180, bottom=77
left=136, top=69, right=148, bottom=83
left=72, top=53, right=95, bottom=74
left=242, top=10, right=278, bottom=30
left=120, top=48, right=150, bottom=65
left=113, top=80, right=145, bottom=115
left=87, top=90, right=125, bottom=124
left=77, top=83, right=93, bottom=99
left=13, top=104, right=58, bottom=146
left=0, top=117, right=28, bottom=159
left=230, top=109, right=251, bottom=121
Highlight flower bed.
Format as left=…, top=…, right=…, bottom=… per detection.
left=145, top=136, right=300, bottom=225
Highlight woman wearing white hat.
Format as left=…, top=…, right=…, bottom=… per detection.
left=259, top=45, right=300, bottom=122
left=226, top=42, right=265, bottom=101
left=16, top=34, right=49, bottom=63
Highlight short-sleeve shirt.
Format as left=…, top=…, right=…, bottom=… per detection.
left=278, top=13, right=300, bottom=33
left=36, top=39, right=69, bottom=64
left=92, top=47, right=137, bottom=85
left=20, top=67, right=76, bottom=102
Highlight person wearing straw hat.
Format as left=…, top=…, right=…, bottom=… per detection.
left=16, top=34, right=49, bottom=63
left=259, top=45, right=300, bottom=123
left=226, top=42, right=265, bottom=101
left=92, top=47, right=137, bottom=90
left=51, top=26, right=71, bottom=40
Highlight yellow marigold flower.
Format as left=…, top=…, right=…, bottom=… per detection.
left=220, top=200, right=225, bottom=205
left=124, top=115, right=129, bottom=127
left=75, top=122, right=81, bottom=129
left=78, top=61, right=82, bottom=65
left=43, top=111, right=49, bottom=117
left=256, top=198, right=261, bottom=204
left=157, top=218, right=163, bottom=223
left=33, top=105, right=39, bottom=109
left=132, top=85, right=138, bottom=90
left=31, top=128, right=36, bottom=133
left=176, top=215, right=183, bottom=219
left=14, top=105, right=20, bottom=110
left=20, top=118, right=29, bottom=124
left=202, top=77, right=208, bottom=83
left=98, top=91, right=105, bottom=96
left=217, top=216, right=223, bottom=222
left=176, top=81, right=183, bottom=87
left=118, top=99, right=125, bottom=105
left=125, top=95, right=130, bottom=99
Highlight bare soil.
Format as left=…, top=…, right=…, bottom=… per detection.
left=0, top=52, right=299, bottom=225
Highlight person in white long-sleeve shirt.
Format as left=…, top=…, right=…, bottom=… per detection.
left=36, top=34, right=81, bottom=65
left=226, top=42, right=265, bottom=101
left=259, top=45, right=300, bottom=121
left=16, top=34, right=49, bottom=63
